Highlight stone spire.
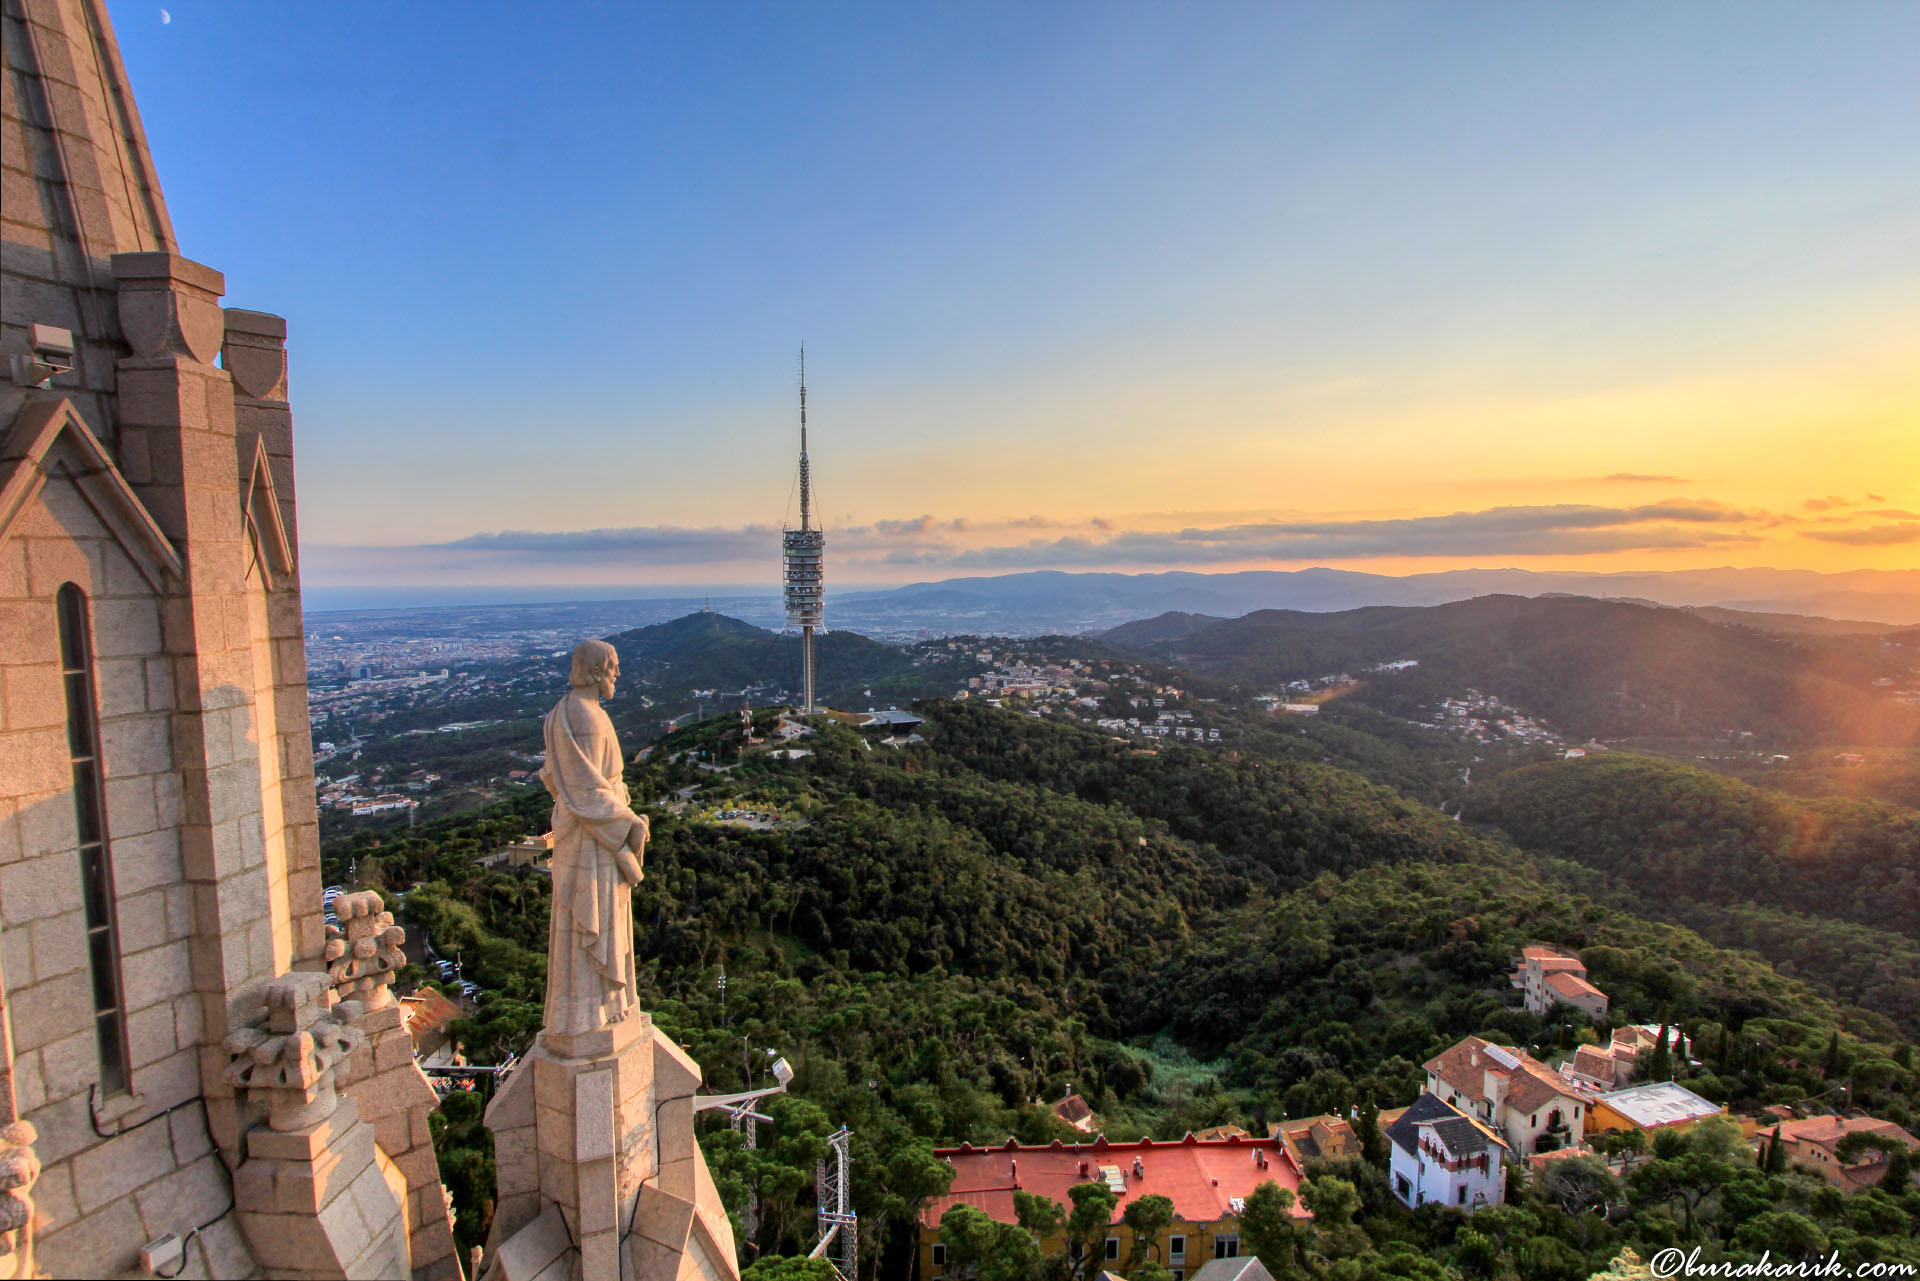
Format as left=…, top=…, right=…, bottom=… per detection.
left=2, top=0, right=178, bottom=439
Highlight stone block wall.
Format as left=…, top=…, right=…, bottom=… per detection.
left=2, top=0, right=414, bottom=1275
left=0, top=406, right=250, bottom=1276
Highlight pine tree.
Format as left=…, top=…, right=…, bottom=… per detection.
left=1646, top=1026, right=1673, bottom=1082
left=1765, top=1125, right=1787, bottom=1174
left=1355, top=1099, right=1388, bottom=1167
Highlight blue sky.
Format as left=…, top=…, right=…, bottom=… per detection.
left=113, top=2, right=1920, bottom=597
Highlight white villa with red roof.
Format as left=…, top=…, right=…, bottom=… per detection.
left=920, top=1135, right=1311, bottom=1280
left=1425, top=1036, right=1589, bottom=1156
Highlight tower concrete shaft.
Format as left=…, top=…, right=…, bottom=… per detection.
left=781, top=346, right=823, bottom=711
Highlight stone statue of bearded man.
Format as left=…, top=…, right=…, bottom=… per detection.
left=539, top=639, right=646, bottom=1039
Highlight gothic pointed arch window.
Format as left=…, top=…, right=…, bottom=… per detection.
left=57, top=583, right=130, bottom=1094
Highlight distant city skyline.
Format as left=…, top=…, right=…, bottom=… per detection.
left=114, top=1, right=1919, bottom=593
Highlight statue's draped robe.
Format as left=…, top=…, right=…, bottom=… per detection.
left=540, top=694, right=640, bottom=1035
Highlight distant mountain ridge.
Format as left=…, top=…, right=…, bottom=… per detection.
left=1103, top=594, right=1919, bottom=745
left=833, top=565, right=1920, bottom=634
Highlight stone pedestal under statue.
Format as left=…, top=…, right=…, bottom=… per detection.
left=481, top=1017, right=736, bottom=1281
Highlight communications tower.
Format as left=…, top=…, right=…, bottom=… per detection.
left=811, top=1126, right=857, bottom=1281
left=782, top=346, right=825, bottom=712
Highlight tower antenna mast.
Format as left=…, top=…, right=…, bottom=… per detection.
left=782, top=345, right=825, bottom=712
left=799, top=345, right=810, bottom=532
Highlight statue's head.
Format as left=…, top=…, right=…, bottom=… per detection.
left=569, top=639, right=619, bottom=697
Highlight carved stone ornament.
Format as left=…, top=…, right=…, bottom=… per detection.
left=223, top=972, right=366, bottom=1131
left=222, top=308, right=289, bottom=400
left=324, top=891, right=406, bottom=1011
left=111, top=252, right=226, bottom=365
left=0, top=1120, right=40, bottom=1280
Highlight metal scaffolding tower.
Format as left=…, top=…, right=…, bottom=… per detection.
left=782, top=346, right=825, bottom=712
left=810, top=1125, right=857, bottom=1280
left=730, top=1103, right=763, bottom=1242
left=692, top=1057, right=794, bottom=1254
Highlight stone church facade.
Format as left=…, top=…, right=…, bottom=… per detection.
left=1, top=1, right=461, bottom=1275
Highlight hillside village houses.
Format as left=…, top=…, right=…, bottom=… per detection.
left=911, top=1019, right=1920, bottom=1275
left=1562, top=1024, right=1693, bottom=1092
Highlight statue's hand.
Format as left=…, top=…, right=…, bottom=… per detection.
left=613, top=845, right=644, bottom=888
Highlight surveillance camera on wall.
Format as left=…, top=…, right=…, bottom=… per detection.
left=9, top=323, right=76, bottom=387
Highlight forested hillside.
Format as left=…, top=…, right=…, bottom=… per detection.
left=1098, top=611, right=1227, bottom=648
left=326, top=702, right=1920, bottom=1278
left=1465, top=754, right=1920, bottom=1033
left=1465, top=755, right=1920, bottom=943
left=1118, top=595, right=1916, bottom=745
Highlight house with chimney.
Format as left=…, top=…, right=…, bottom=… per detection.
left=1425, top=1037, right=1589, bottom=1155
left=1271, top=1114, right=1359, bottom=1167
left=1053, top=1091, right=1097, bottom=1133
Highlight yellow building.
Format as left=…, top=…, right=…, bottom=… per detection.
left=1586, top=1082, right=1724, bottom=1137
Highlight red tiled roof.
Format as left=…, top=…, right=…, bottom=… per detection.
left=401, top=987, right=461, bottom=1039
left=922, top=1137, right=1313, bottom=1231
left=1053, top=1094, right=1094, bottom=1124
left=1426, top=1036, right=1582, bottom=1115
left=1545, top=971, right=1606, bottom=1000
left=1195, top=1125, right=1249, bottom=1141
left=1569, top=1046, right=1616, bottom=1078
left=1308, top=1118, right=1353, bottom=1146
left=1535, top=958, right=1587, bottom=974
left=1508, top=1067, right=1581, bottom=1114
left=1779, top=1115, right=1920, bottom=1155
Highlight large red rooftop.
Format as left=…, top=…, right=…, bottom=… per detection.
left=922, top=1135, right=1312, bottom=1230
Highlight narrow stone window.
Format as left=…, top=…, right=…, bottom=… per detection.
left=57, top=584, right=129, bottom=1094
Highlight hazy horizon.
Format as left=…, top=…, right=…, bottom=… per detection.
left=299, top=561, right=1920, bottom=620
